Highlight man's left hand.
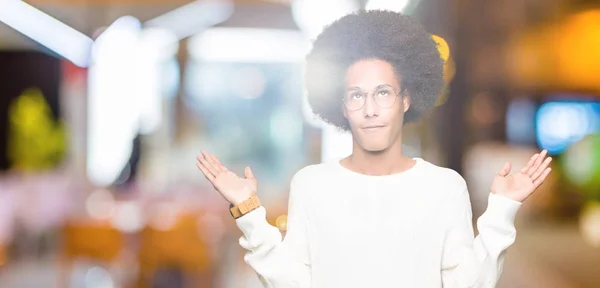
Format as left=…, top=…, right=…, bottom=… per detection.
left=491, top=149, right=553, bottom=203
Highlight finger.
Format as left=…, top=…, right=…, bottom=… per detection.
left=520, top=153, right=539, bottom=174
left=533, top=167, right=552, bottom=188
left=497, top=161, right=511, bottom=177
left=201, top=150, right=218, bottom=167
left=531, top=157, right=552, bottom=181
left=244, top=166, right=255, bottom=179
left=197, top=154, right=219, bottom=176
left=208, top=152, right=228, bottom=173
left=200, top=150, right=222, bottom=173
left=527, top=150, right=547, bottom=177
left=196, top=162, right=215, bottom=183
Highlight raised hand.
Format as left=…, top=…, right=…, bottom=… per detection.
left=491, top=149, right=553, bottom=203
left=196, top=150, right=257, bottom=205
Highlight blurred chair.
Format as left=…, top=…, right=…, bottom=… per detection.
left=137, top=212, right=213, bottom=288
left=59, top=220, right=125, bottom=287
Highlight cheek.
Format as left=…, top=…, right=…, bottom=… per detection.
left=383, top=105, right=404, bottom=121
left=343, top=108, right=360, bottom=123
left=345, top=114, right=361, bottom=129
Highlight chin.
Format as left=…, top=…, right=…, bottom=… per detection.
left=360, top=141, right=391, bottom=152
left=352, top=126, right=398, bottom=152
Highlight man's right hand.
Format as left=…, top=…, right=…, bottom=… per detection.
left=196, top=150, right=257, bottom=205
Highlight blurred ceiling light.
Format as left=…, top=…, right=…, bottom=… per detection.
left=88, top=17, right=178, bottom=187
left=92, top=15, right=141, bottom=62
left=365, top=0, right=411, bottom=13
left=145, top=0, right=234, bottom=41
left=0, top=0, right=93, bottom=67
left=188, top=27, right=311, bottom=63
left=291, top=0, right=359, bottom=40
left=137, top=27, right=179, bottom=62
left=135, top=27, right=178, bottom=134
left=87, top=16, right=142, bottom=187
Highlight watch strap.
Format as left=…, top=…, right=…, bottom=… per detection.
left=230, top=195, right=261, bottom=219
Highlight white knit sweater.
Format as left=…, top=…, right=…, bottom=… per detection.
left=235, top=158, right=522, bottom=288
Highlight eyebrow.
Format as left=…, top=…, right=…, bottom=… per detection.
left=347, top=84, right=395, bottom=91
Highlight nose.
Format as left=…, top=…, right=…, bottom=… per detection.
left=362, top=94, right=379, bottom=118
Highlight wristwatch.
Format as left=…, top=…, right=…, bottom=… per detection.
left=229, top=195, right=261, bottom=219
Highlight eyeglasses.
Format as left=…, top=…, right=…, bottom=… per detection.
left=342, top=85, right=403, bottom=111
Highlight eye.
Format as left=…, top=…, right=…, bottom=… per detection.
left=377, top=89, right=391, bottom=97
left=351, top=92, right=363, bottom=99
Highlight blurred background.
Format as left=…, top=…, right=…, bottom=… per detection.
left=0, top=0, right=599, bottom=287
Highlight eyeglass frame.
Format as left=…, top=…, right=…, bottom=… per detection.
left=342, top=84, right=407, bottom=111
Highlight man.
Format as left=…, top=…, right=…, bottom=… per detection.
left=196, top=10, right=552, bottom=288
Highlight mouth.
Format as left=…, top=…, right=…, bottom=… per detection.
left=362, top=125, right=386, bottom=131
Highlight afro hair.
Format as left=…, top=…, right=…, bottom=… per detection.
left=305, top=10, right=445, bottom=132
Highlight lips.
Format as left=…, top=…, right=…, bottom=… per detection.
left=362, top=125, right=386, bottom=130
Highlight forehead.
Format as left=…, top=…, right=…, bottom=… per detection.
left=345, top=59, right=399, bottom=89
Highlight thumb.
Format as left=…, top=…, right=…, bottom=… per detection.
left=497, top=161, right=511, bottom=177
left=244, top=166, right=255, bottom=179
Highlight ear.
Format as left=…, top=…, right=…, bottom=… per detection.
left=342, top=103, right=348, bottom=119
left=402, top=95, right=411, bottom=113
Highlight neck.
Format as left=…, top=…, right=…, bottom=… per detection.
left=345, top=136, right=414, bottom=176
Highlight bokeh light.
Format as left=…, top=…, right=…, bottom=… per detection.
left=579, top=201, right=600, bottom=248
left=110, top=201, right=143, bottom=233
left=506, top=98, right=537, bottom=145
left=85, top=189, right=116, bottom=220
left=562, top=134, right=600, bottom=199
left=275, top=214, right=288, bottom=231
left=536, top=101, right=600, bottom=155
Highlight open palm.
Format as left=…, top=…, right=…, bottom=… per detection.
left=196, top=150, right=257, bottom=205
left=491, top=150, right=553, bottom=202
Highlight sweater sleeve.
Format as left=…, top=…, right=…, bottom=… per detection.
left=441, top=183, right=522, bottom=287
left=235, top=171, right=311, bottom=288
